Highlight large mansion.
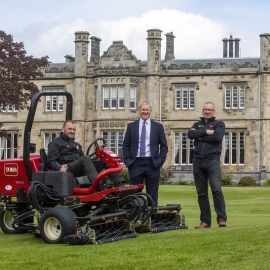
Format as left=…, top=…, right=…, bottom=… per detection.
left=2, top=29, right=270, bottom=183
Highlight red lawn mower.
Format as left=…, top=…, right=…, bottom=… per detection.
left=0, top=91, right=187, bottom=245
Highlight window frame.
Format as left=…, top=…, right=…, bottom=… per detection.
left=175, top=85, right=195, bottom=110
left=95, top=86, right=98, bottom=110
left=42, top=86, right=65, bottom=112
left=101, top=131, right=124, bottom=161
left=1, top=104, right=18, bottom=113
left=225, top=84, right=245, bottom=109
left=222, top=130, right=245, bottom=165
left=0, top=133, right=18, bottom=160
left=43, top=131, right=59, bottom=153
left=102, top=85, right=125, bottom=109
left=130, top=86, right=136, bottom=109
left=174, top=131, right=193, bottom=165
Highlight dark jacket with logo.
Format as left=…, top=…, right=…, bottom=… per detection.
left=47, top=133, right=84, bottom=171
left=187, top=117, right=225, bottom=158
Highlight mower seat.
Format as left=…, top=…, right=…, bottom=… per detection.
left=40, top=148, right=49, bottom=171
left=39, top=148, right=90, bottom=187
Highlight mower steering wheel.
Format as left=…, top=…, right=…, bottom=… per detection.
left=86, top=138, right=106, bottom=157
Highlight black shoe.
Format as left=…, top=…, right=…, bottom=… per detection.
left=105, top=179, right=114, bottom=189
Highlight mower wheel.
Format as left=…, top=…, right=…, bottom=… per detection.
left=39, top=208, right=77, bottom=244
left=0, top=210, right=25, bottom=234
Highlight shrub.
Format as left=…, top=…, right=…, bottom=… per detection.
left=120, top=167, right=174, bottom=186
left=222, top=170, right=232, bottom=186
left=238, top=176, right=256, bottom=187
left=120, top=167, right=130, bottom=185
left=189, top=180, right=195, bottom=186
left=159, top=167, right=173, bottom=185
left=175, top=180, right=189, bottom=185
left=263, top=178, right=270, bottom=186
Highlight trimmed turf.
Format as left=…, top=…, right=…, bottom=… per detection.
left=1, top=186, right=270, bottom=270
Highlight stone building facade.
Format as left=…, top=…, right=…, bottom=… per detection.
left=2, top=29, right=270, bottom=183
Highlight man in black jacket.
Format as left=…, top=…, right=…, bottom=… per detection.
left=47, top=120, right=125, bottom=187
left=188, top=102, right=227, bottom=229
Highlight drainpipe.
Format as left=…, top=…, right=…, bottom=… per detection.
left=159, top=77, right=162, bottom=122
left=258, top=74, right=261, bottom=172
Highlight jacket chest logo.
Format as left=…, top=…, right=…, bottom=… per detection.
left=66, top=144, right=70, bottom=148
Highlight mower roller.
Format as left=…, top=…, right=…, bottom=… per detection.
left=0, top=91, right=188, bottom=245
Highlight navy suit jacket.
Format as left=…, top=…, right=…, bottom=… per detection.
left=123, top=119, right=168, bottom=168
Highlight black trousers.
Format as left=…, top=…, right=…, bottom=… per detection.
left=68, top=156, right=125, bottom=186
left=193, top=156, right=227, bottom=225
left=128, top=158, right=160, bottom=207
left=68, top=156, right=98, bottom=184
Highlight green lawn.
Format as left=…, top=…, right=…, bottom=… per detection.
left=1, top=186, right=270, bottom=270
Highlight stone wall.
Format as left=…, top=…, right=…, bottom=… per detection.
left=2, top=29, right=270, bottom=183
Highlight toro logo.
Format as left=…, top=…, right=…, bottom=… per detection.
left=4, top=163, right=18, bottom=176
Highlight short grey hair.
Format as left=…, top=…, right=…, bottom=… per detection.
left=203, top=102, right=215, bottom=110
left=139, top=101, right=152, bottom=109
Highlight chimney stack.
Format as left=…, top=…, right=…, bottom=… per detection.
left=222, top=38, right=228, bottom=58
left=147, top=29, right=162, bottom=73
left=222, top=34, right=241, bottom=58
left=90, top=36, right=101, bottom=64
left=165, top=32, right=175, bottom=61
left=74, top=31, right=89, bottom=76
left=234, top=38, right=240, bottom=58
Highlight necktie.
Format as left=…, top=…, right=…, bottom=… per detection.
left=140, top=121, right=146, bottom=157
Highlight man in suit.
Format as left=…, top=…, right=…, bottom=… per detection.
left=123, top=101, right=168, bottom=207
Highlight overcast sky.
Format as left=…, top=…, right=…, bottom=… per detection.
left=1, top=0, right=269, bottom=63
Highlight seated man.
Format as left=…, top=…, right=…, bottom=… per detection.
left=47, top=120, right=125, bottom=187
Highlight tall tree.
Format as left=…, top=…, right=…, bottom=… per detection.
left=0, top=30, right=49, bottom=136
